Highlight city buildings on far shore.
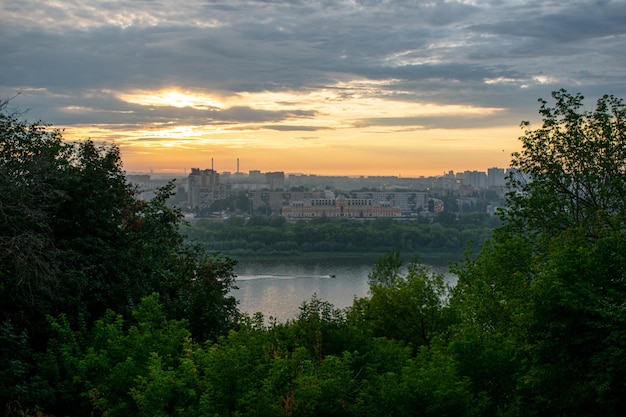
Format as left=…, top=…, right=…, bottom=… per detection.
left=187, top=168, right=230, bottom=209
left=127, top=165, right=512, bottom=217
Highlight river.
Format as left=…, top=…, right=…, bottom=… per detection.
left=231, top=257, right=456, bottom=322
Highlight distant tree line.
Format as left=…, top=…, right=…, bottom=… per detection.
left=2, top=90, right=626, bottom=417
left=184, top=213, right=500, bottom=260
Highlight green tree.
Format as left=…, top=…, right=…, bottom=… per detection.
left=505, top=91, right=626, bottom=414
left=1, top=101, right=240, bottom=413
left=506, top=89, right=626, bottom=239
left=0, top=102, right=68, bottom=345
left=357, top=251, right=453, bottom=351
left=166, top=251, right=239, bottom=342
left=515, top=229, right=626, bottom=416
left=0, top=320, right=52, bottom=414
left=38, top=294, right=197, bottom=417
left=367, top=248, right=404, bottom=288
left=450, top=90, right=626, bottom=416
left=51, top=140, right=139, bottom=324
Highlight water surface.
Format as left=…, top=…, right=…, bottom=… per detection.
left=232, top=257, right=454, bottom=322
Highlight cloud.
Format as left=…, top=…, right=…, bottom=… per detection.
left=263, top=125, right=327, bottom=132
left=1, top=0, right=625, bottom=174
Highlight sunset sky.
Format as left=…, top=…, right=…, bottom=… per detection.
left=2, top=0, right=625, bottom=176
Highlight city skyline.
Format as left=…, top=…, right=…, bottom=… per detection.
left=133, top=162, right=509, bottom=180
left=2, top=1, right=625, bottom=176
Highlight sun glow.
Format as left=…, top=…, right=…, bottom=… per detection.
left=116, top=81, right=504, bottom=123
left=117, top=89, right=225, bottom=109
left=56, top=82, right=516, bottom=175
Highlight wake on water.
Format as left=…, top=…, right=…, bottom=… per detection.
left=236, top=273, right=338, bottom=281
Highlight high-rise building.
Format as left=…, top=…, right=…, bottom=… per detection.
left=265, top=172, right=285, bottom=190
left=487, top=167, right=505, bottom=187
left=187, top=168, right=230, bottom=209
left=463, top=170, right=487, bottom=188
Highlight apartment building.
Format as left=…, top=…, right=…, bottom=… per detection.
left=187, top=168, right=231, bottom=209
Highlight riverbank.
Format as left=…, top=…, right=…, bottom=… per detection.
left=183, top=213, right=494, bottom=267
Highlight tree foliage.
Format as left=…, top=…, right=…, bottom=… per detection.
left=506, top=89, right=626, bottom=239
left=359, top=250, right=453, bottom=350
left=452, top=90, right=626, bottom=416
left=186, top=213, right=498, bottom=261
left=1, top=101, right=238, bottom=414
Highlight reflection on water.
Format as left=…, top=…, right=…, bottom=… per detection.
left=231, top=257, right=455, bottom=323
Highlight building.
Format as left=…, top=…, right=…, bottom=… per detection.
left=351, top=191, right=428, bottom=215
left=265, top=171, right=285, bottom=190
left=187, top=168, right=231, bottom=210
left=487, top=167, right=506, bottom=187
left=126, top=174, right=181, bottom=201
left=282, top=195, right=402, bottom=218
left=462, top=170, right=488, bottom=188
left=249, top=190, right=326, bottom=216
left=430, top=198, right=445, bottom=213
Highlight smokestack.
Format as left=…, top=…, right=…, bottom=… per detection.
left=211, top=158, right=214, bottom=171
left=237, top=158, right=240, bottom=173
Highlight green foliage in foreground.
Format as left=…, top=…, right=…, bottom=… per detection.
left=33, top=268, right=471, bottom=417
left=0, top=100, right=238, bottom=416
left=2, top=90, right=626, bottom=417
left=184, top=212, right=500, bottom=259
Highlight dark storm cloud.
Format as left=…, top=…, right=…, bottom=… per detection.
left=1, top=0, right=625, bottom=129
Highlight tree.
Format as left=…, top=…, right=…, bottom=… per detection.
left=451, top=90, right=626, bottom=416
left=38, top=294, right=196, bottom=417
left=167, top=251, right=239, bottom=342
left=367, top=248, right=404, bottom=288
left=1, top=103, right=71, bottom=343
left=51, top=140, right=140, bottom=324
left=1, top=101, right=240, bottom=414
left=357, top=251, right=453, bottom=351
left=505, top=89, right=626, bottom=240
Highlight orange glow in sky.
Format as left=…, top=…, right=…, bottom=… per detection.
left=60, top=85, right=521, bottom=176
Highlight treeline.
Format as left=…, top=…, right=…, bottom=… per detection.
left=2, top=90, right=626, bottom=417
left=184, top=213, right=500, bottom=260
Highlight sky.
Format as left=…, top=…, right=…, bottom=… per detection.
left=1, top=0, right=625, bottom=177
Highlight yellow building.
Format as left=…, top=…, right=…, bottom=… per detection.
left=282, top=195, right=402, bottom=218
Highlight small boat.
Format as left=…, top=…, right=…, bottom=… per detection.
left=329, top=274, right=336, bottom=278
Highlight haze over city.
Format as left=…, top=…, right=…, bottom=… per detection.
left=2, top=0, right=625, bottom=176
